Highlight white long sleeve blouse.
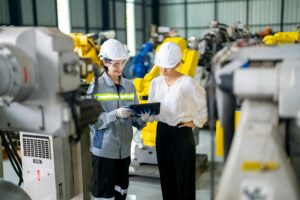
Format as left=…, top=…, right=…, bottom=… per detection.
left=148, top=75, right=207, bottom=127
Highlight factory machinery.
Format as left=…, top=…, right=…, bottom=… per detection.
left=123, top=25, right=178, bottom=79
left=130, top=22, right=253, bottom=176
left=214, top=29, right=300, bottom=159
left=69, top=33, right=102, bottom=84
left=1, top=26, right=300, bottom=200
left=212, top=43, right=300, bottom=199
left=0, top=27, right=101, bottom=200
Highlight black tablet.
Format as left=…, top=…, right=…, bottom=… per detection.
left=129, top=102, right=161, bottom=115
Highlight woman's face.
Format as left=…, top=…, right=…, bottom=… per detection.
left=104, top=59, right=127, bottom=76
left=159, top=64, right=179, bottom=77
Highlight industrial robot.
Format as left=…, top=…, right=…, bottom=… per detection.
left=0, top=27, right=100, bottom=200
left=69, top=32, right=103, bottom=95
left=263, top=31, right=300, bottom=45
left=212, top=43, right=300, bottom=199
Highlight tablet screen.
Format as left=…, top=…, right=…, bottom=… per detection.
left=129, top=102, right=161, bottom=115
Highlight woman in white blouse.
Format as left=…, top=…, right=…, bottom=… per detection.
left=148, top=42, right=207, bottom=200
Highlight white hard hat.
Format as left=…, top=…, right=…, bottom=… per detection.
left=99, top=39, right=129, bottom=60
left=154, top=42, right=182, bottom=68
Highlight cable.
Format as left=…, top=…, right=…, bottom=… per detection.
left=6, top=132, right=22, bottom=167
left=0, top=131, right=23, bottom=186
left=1, top=133, right=19, bottom=176
left=3, top=132, right=23, bottom=184
left=207, top=60, right=218, bottom=200
left=6, top=131, right=23, bottom=187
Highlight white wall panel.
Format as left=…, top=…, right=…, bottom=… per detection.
left=0, top=0, right=10, bottom=24
left=187, top=28, right=206, bottom=38
left=284, top=0, right=300, bottom=23
left=88, top=0, right=103, bottom=28
left=218, top=1, right=246, bottom=25
left=70, top=0, right=85, bottom=27
left=187, top=3, right=214, bottom=27
left=116, top=1, right=126, bottom=29
left=135, top=4, right=143, bottom=29
left=160, top=5, right=185, bottom=27
left=249, top=0, right=281, bottom=25
left=21, top=0, right=34, bottom=25
left=36, top=0, right=57, bottom=26
left=135, top=31, right=144, bottom=50
left=116, top=30, right=126, bottom=43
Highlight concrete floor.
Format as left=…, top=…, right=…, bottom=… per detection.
left=127, top=129, right=224, bottom=200
left=2, top=129, right=224, bottom=200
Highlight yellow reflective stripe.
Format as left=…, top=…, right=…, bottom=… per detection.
left=93, top=93, right=134, bottom=101
left=94, top=93, right=117, bottom=97
left=120, top=93, right=134, bottom=100
left=95, top=96, right=119, bottom=101
left=94, top=93, right=119, bottom=101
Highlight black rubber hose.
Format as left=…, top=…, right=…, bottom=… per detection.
left=6, top=132, right=22, bottom=167
left=287, top=120, right=300, bottom=185
left=217, top=73, right=236, bottom=161
left=4, top=135, right=22, bottom=180
left=207, top=77, right=218, bottom=200
left=219, top=90, right=236, bottom=161
left=0, top=133, right=23, bottom=185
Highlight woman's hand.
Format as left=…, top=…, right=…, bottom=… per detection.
left=178, top=121, right=196, bottom=128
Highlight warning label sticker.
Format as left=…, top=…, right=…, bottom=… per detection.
left=240, top=179, right=273, bottom=200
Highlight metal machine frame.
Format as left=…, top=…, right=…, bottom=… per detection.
left=214, top=44, right=300, bottom=200
left=0, top=27, right=99, bottom=200
left=0, top=137, right=3, bottom=178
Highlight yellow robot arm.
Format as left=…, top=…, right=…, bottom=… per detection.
left=70, top=33, right=102, bottom=83
left=263, top=32, right=300, bottom=45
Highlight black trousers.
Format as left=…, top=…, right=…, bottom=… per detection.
left=156, top=122, right=196, bottom=200
left=92, top=155, right=131, bottom=200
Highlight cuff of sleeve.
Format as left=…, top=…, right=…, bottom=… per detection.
left=135, top=117, right=146, bottom=130
left=108, top=109, right=118, bottom=121
left=193, top=116, right=208, bottom=128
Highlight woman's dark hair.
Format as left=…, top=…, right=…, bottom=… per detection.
left=100, top=57, right=111, bottom=76
left=102, top=57, right=112, bottom=72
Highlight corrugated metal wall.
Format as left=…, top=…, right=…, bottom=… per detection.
left=87, top=0, right=103, bottom=33
left=35, top=0, right=57, bottom=26
left=70, top=0, right=85, bottom=32
left=1, top=0, right=299, bottom=48
left=0, top=0, right=57, bottom=26
left=0, top=0, right=10, bottom=25
left=69, top=0, right=127, bottom=43
left=115, top=1, right=126, bottom=43
left=158, top=0, right=300, bottom=38
left=21, top=0, right=34, bottom=25
left=134, top=0, right=153, bottom=49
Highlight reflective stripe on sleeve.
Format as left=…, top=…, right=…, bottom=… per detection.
left=119, top=93, right=135, bottom=100
left=92, top=196, right=114, bottom=200
left=94, top=93, right=119, bottom=101
left=94, top=93, right=134, bottom=101
left=115, top=185, right=128, bottom=196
